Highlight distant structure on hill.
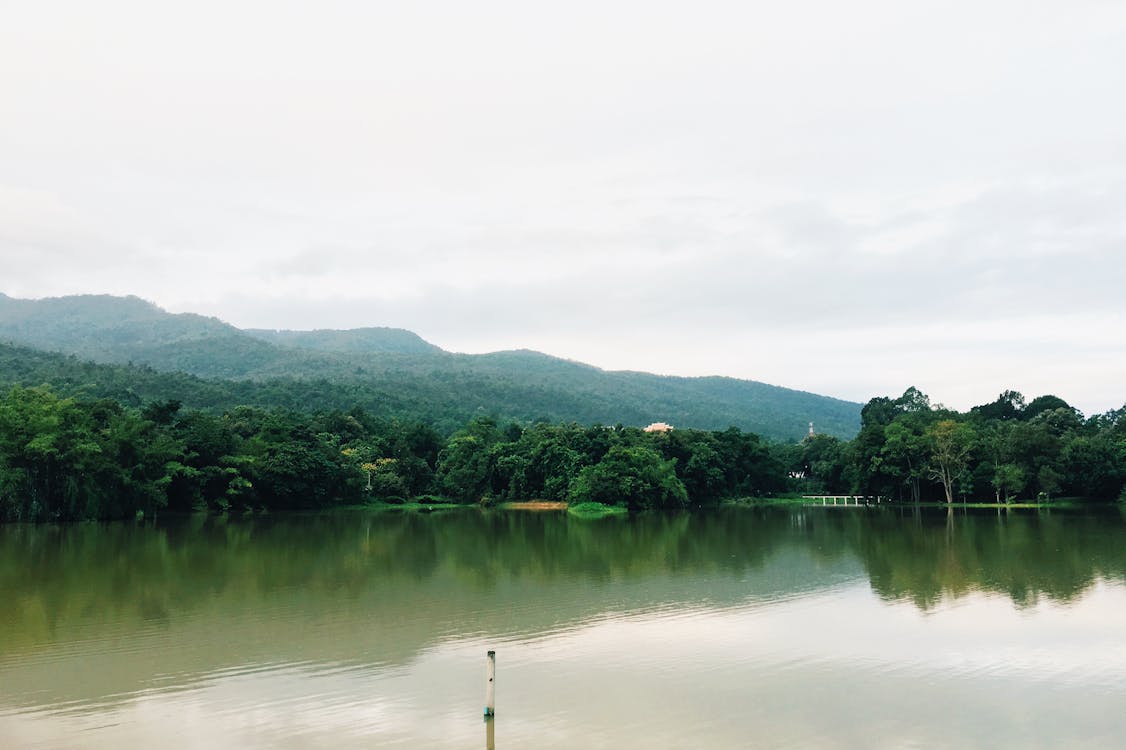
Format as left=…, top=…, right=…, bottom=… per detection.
left=809, top=422, right=815, bottom=438
left=644, top=422, right=674, bottom=433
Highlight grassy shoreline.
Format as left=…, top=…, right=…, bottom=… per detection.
left=351, top=494, right=1113, bottom=515
left=357, top=500, right=465, bottom=512
left=721, top=496, right=1099, bottom=509
left=566, top=502, right=628, bottom=519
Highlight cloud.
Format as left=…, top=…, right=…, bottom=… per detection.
left=1, top=0, right=1124, bottom=413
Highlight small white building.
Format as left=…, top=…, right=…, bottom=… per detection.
left=644, top=422, right=674, bottom=433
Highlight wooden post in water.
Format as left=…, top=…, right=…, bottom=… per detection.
left=484, top=650, right=496, bottom=718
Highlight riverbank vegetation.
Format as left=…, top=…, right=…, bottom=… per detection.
left=0, top=383, right=1122, bottom=521
left=566, top=502, right=629, bottom=519
left=789, top=388, right=1125, bottom=505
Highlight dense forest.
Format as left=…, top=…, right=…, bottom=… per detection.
left=0, top=293, right=861, bottom=440
left=789, top=387, right=1126, bottom=504
left=0, top=383, right=783, bottom=521
left=0, top=382, right=1122, bottom=522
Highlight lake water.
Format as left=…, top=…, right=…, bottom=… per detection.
left=2, top=506, right=1125, bottom=748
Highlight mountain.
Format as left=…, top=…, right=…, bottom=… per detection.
left=0, top=293, right=283, bottom=377
left=244, top=327, right=443, bottom=355
left=0, top=293, right=862, bottom=439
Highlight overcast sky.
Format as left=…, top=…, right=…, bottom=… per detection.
left=2, top=0, right=1124, bottom=414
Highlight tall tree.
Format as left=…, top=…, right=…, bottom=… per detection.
left=927, top=420, right=975, bottom=504
left=883, top=417, right=930, bottom=503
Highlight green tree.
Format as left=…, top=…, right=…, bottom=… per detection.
left=681, top=439, right=726, bottom=502
left=927, top=419, right=975, bottom=504
left=1038, top=465, right=1063, bottom=500
left=568, top=445, right=688, bottom=510
left=1023, top=395, right=1073, bottom=421
left=882, top=417, right=930, bottom=502
left=991, top=463, right=1024, bottom=503
left=434, top=420, right=499, bottom=503
left=971, top=390, right=1025, bottom=421
left=366, top=458, right=409, bottom=501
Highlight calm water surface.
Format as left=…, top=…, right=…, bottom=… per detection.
left=2, top=506, right=1125, bottom=748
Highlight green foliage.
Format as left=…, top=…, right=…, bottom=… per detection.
left=0, top=313, right=1121, bottom=519
left=0, top=386, right=174, bottom=521
left=927, top=419, right=975, bottom=504
left=0, top=294, right=862, bottom=440
left=367, top=461, right=410, bottom=500
left=1023, top=394, right=1074, bottom=422
left=434, top=418, right=502, bottom=503
left=844, top=387, right=1125, bottom=504
left=0, top=382, right=808, bottom=520
left=566, top=501, right=629, bottom=519
left=991, top=464, right=1025, bottom=503
left=970, top=390, right=1025, bottom=421
left=568, top=445, right=688, bottom=511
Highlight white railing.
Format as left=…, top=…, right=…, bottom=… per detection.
left=801, top=495, right=886, bottom=506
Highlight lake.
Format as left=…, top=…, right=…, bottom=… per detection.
left=2, top=505, right=1125, bottom=748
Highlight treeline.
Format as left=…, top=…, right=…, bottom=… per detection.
left=0, top=385, right=785, bottom=521
left=0, top=341, right=858, bottom=440
left=2, top=384, right=1123, bottom=522
left=787, top=387, right=1126, bottom=503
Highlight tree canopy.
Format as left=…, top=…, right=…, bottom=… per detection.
left=796, top=387, right=1125, bottom=504
left=0, top=381, right=1121, bottom=522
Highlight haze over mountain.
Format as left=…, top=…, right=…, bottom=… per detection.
left=0, top=293, right=861, bottom=439
left=244, top=327, right=443, bottom=356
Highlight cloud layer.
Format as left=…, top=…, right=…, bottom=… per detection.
left=2, top=0, right=1124, bottom=414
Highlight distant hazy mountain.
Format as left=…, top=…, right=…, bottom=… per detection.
left=245, top=327, right=443, bottom=355
left=0, top=293, right=281, bottom=377
left=0, top=293, right=862, bottom=439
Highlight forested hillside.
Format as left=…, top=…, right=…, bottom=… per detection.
left=0, top=294, right=861, bottom=439
left=0, top=299, right=1119, bottom=521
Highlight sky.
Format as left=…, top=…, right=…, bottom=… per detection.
left=1, top=0, right=1124, bottom=415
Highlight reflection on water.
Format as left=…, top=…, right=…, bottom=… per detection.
left=1, top=506, right=1125, bottom=748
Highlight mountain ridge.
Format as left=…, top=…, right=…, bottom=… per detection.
left=244, top=326, right=443, bottom=356
left=0, top=293, right=862, bottom=439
